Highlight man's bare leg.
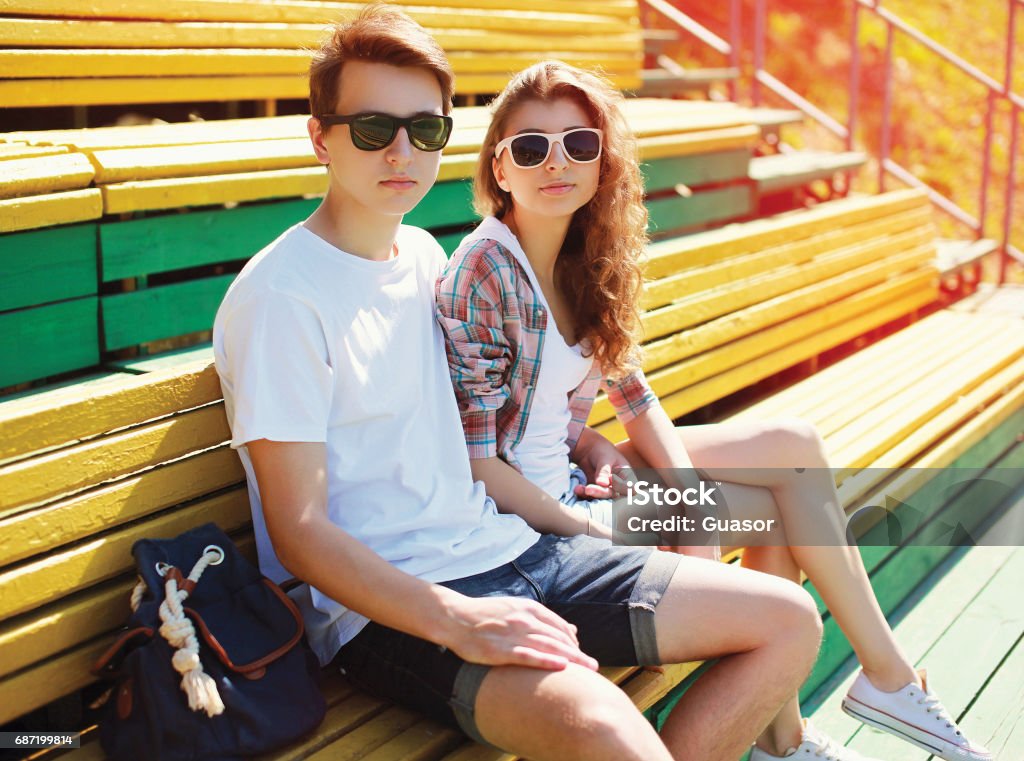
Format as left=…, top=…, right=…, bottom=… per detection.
left=654, top=556, right=823, bottom=760
left=474, top=662, right=675, bottom=761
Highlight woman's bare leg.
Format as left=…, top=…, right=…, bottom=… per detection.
left=618, top=418, right=921, bottom=753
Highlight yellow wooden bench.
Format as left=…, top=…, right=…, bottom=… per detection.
left=0, top=0, right=643, bottom=107
left=0, top=98, right=760, bottom=226
left=7, top=183, right=1019, bottom=760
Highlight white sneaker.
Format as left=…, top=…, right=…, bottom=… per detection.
left=750, top=719, right=883, bottom=760
left=841, top=669, right=992, bottom=761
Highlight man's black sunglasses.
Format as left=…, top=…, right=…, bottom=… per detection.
left=318, top=112, right=453, bottom=152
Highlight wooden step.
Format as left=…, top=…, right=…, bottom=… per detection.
left=750, top=150, right=868, bottom=195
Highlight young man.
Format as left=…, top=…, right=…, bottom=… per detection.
left=212, top=7, right=823, bottom=760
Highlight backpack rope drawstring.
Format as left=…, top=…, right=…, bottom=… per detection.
left=130, top=546, right=226, bottom=717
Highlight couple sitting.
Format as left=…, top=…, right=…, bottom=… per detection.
left=212, top=7, right=988, bottom=761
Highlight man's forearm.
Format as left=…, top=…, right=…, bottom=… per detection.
left=278, top=516, right=465, bottom=647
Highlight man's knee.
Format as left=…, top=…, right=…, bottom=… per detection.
left=769, top=581, right=823, bottom=665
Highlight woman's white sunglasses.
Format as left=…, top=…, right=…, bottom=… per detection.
left=494, top=128, right=603, bottom=169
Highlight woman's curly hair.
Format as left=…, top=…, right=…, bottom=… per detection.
left=473, top=61, right=648, bottom=379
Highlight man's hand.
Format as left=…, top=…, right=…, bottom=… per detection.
left=440, top=595, right=599, bottom=672
left=573, top=427, right=632, bottom=500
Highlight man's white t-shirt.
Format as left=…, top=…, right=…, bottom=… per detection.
left=212, top=222, right=540, bottom=666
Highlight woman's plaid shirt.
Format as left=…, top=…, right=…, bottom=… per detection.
left=435, top=234, right=659, bottom=471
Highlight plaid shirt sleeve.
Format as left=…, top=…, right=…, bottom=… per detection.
left=605, top=367, right=660, bottom=423
left=435, top=242, right=511, bottom=459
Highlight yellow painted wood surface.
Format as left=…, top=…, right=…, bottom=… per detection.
left=1, top=147, right=96, bottom=201
left=0, top=1, right=634, bottom=32
left=594, top=282, right=937, bottom=441
left=0, top=188, right=101, bottom=232
left=641, top=188, right=930, bottom=280
left=0, top=0, right=637, bottom=19
left=641, top=207, right=932, bottom=310
left=589, top=268, right=938, bottom=427
left=0, top=18, right=640, bottom=52
left=0, top=142, right=69, bottom=160
left=0, top=446, right=243, bottom=565
left=0, top=359, right=219, bottom=462
left=0, top=488, right=250, bottom=621
left=2, top=48, right=639, bottom=79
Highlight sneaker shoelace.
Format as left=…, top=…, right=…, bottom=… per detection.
left=807, top=732, right=845, bottom=759
left=915, top=689, right=961, bottom=735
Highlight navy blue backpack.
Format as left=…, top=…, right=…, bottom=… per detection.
left=92, top=522, right=326, bottom=760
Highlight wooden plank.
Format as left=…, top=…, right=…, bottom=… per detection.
left=0, top=188, right=102, bottom=233
left=0, top=488, right=250, bottom=621
left=726, top=311, right=970, bottom=429
left=0, top=0, right=638, bottom=20
left=357, top=719, right=463, bottom=761
left=641, top=207, right=931, bottom=310
left=595, top=282, right=937, bottom=441
left=589, top=268, right=937, bottom=426
left=641, top=189, right=930, bottom=280
left=401, top=180, right=476, bottom=231
left=100, top=197, right=315, bottom=281
left=0, top=404, right=232, bottom=514
left=750, top=150, right=868, bottom=194
left=641, top=149, right=750, bottom=194
left=0, top=152, right=94, bottom=200
left=108, top=342, right=213, bottom=372
left=101, top=166, right=327, bottom=212
left=725, top=310, right=967, bottom=423
left=0, top=19, right=641, bottom=52
left=0, top=48, right=641, bottom=78
left=0, top=222, right=97, bottom=312
left=101, top=273, right=235, bottom=350
left=0, top=530, right=256, bottom=683
left=963, top=638, right=1024, bottom=760
left=636, top=125, right=758, bottom=161
left=0, top=142, right=69, bottom=160
left=646, top=184, right=752, bottom=236
left=827, top=333, right=1024, bottom=468
left=823, top=319, right=1024, bottom=458
left=0, top=297, right=99, bottom=389
left=847, top=545, right=1024, bottom=759
left=0, top=2, right=634, bottom=33
left=641, top=249, right=935, bottom=377
left=640, top=233, right=934, bottom=342
left=90, top=137, right=319, bottom=183
left=0, top=359, right=220, bottom=462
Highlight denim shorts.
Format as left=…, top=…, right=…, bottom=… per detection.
left=561, top=466, right=616, bottom=527
left=332, top=533, right=679, bottom=748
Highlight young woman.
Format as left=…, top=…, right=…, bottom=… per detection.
left=436, top=61, right=990, bottom=761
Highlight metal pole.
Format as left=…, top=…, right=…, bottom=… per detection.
left=729, top=0, right=741, bottom=102
left=979, top=90, right=995, bottom=238
left=753, top=0, right=766, bottom=106
left=999, top=104, right=1020, bottom=285
left=848, top=0, right=861, bottom=151
left=1004, top=0, right=1017, bottom=97
left=880, top=22, right=894, bottom=192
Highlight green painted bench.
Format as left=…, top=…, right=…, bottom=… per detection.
left=0, top=98, right=765, bottom=390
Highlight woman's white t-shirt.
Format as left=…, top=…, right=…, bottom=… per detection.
left=459, top=218, right=595, bottom=499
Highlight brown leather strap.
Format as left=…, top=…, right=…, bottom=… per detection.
left=183, top=579, right=306, bottom=674
left=91, top=627, right=155, bottom=676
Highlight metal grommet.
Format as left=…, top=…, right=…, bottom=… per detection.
left=155, top=561, right=172, bottom=577
left=203, top=545, right=225, bottom=565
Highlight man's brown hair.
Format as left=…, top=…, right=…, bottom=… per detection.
left=309, top=5, right=455, bottom=117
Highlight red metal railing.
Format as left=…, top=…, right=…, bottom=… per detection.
left=642, top=0, right=1023, bottom=284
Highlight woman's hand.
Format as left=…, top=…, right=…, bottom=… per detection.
left=572, top=427, right=632, bottom=500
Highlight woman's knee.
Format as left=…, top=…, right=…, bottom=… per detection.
left=765, top=416, right=828, bottom=466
